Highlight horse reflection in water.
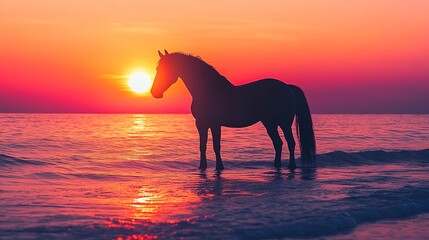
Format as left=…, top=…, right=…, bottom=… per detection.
left=151, top=50, right=316, bottom=171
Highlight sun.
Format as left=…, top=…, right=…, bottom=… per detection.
left=128, top=71, right=152, bottom=94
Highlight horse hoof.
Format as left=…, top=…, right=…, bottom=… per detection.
left=288, top=165, right=297, bottom=171
left=274, top=161, right=282, bottom=168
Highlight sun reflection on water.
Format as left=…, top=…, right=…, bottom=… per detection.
left=131, top=114, right=146, bottom=132
left=117, top=234, right=158, bottom=240
left=129, top=185, right=201, bottom=223
left=103, top=180, right=203, bottom=240
left=126, top=114, right=150, bottom=160
left=131, top=187, right=164, bottom=220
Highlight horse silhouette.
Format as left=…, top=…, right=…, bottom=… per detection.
left=151, top=50, right=315, bottom=171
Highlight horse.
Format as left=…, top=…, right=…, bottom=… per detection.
left=151, top=50, right=316, bottom=171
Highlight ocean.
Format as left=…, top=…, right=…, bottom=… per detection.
left=0, top=114, right=428, bottom=239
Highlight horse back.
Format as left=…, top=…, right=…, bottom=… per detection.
left=191, top=78, right=297, bottom=127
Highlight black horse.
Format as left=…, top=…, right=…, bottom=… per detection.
left=151, top=50, right=315, bottom=171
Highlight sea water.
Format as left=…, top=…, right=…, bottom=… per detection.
left=0, top=114, right=428, bottom=239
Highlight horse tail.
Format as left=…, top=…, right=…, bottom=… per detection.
left=290, top=85, right=316, bottom=165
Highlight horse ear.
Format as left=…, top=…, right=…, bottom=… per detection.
left=164, top=49, right=169, bottom=55
left=158, top=50, right=164, bottom=58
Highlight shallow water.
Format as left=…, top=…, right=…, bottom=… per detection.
left=331, top=213, right=429, bottom=240
left=0, top=114, right=428, bottom=239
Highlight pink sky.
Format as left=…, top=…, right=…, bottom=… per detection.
left=1, top=0, right=428, bottom=113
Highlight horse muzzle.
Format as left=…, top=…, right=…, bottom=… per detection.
left=151, top=90, right=163, bottom=99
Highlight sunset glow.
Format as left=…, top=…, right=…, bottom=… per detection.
left=1, top=1, right=428, bottom=113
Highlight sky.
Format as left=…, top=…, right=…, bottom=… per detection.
left=1, top=0, right=428, bottom=113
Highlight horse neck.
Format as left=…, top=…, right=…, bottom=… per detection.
left=176, top=57, right=234, bottom=99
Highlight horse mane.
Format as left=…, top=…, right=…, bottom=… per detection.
left=170, top=52, right=234, bottom=87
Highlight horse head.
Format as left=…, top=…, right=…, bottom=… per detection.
left=151, top=50, right=179, bottom=98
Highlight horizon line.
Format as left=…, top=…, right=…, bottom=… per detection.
left=1, top=112, right=428, bottom=115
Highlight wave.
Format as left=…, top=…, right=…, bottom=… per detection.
left=316, top=149, right=429, bottom=167
left=281, top=187, right=429, bottom=239
left=1, top=148, right=424, bottom=173
left=218, top=149, right=429, bottom=169
left=1, top=149, right=428, bottom=169
left=0, top=153, right=48, bottom=167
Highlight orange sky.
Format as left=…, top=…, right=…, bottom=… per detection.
left=1, top=0, right=429, bottom=113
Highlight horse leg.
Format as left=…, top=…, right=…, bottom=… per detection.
left=210, top=125, right=224, bottom=171
left=280, top=125, right=296, bottom=170
left=263, top=122, right=283, bottom=168
left=196, top=121, right=209, bottom=170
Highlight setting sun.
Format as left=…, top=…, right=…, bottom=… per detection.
left=128, top=71, right=152, bottom=94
